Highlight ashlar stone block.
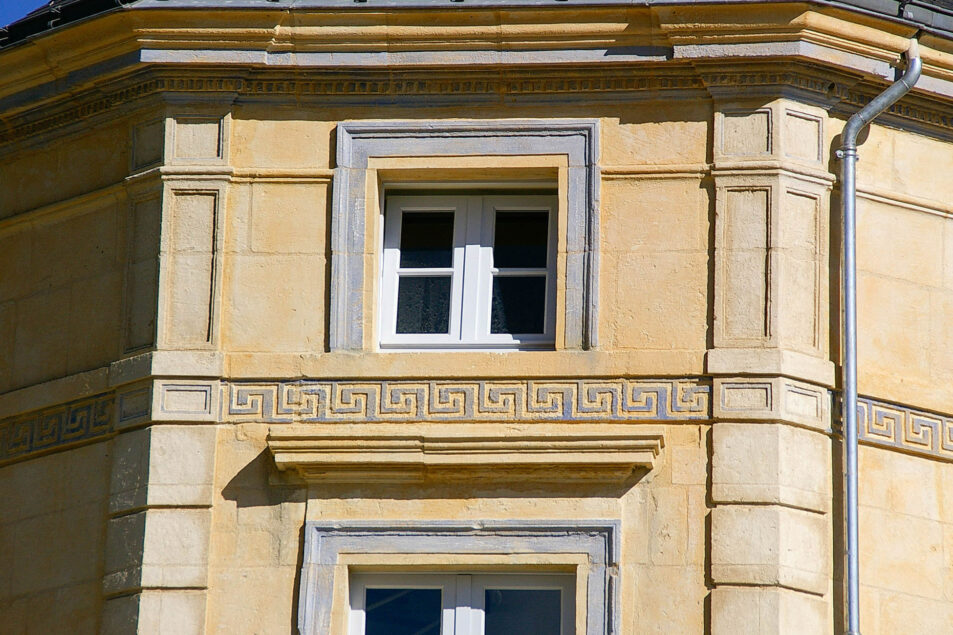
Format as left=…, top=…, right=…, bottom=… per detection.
left=713, top=422, right=831, bottom=512
left=103, top=508, right=211, bottom=594
left=173, top=117, right=222, bottom=161
left=109, top=425, right=217, bottom=513
left=711, top=586, right=830, bottom=635
left=106, top=589, right=207, bottom=635
left=711, top=504, right=829, bottom=595
left=721, top=109, right=772, bottom=157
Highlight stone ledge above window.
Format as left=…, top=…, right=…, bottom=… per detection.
left=267, top=423, right=663, bottom=483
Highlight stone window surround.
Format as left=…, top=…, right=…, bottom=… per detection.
left=297, top=520, right=619, bottom=635
left=330, top=119, right=601, bottom=351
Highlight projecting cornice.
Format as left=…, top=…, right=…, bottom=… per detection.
left=2, top=4, right=953, bottom=130
left=6, top=61, right=953, bottom=154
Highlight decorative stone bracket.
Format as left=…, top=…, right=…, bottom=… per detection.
left=267, top=423, right=663, bottom=483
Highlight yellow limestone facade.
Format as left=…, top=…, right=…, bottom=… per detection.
left=1, top=2, right=953, bottom=633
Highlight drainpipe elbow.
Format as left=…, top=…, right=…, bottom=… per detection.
left=840, top=38, right=922, bottom=153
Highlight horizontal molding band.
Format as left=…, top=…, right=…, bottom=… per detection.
left=854, top=397, right=953, bottom=463
left=6, top=57, right=953, bottom=151
left=226, top=378, right=711, bottom=423
left=2, top=377, right=952, bottom=467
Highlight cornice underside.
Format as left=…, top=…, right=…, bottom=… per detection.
left=6, top=56, right=953, bottom=149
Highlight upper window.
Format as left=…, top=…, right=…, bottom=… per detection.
left=379, top=192, right=557, bottom=349
left=349, top=572, right=574, bottom=635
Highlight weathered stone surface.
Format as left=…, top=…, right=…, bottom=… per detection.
left=0, top=5, right=952, bottom=635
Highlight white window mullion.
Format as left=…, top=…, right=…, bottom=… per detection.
left=454, top=574, right=473, bottom=635
left=470, top=575, right=487, bottom=635
left=473, top=196, right=496, bottom=341
left=443, top=575, right=459, bottom=635
left=458, top=195, right=484, bottom=344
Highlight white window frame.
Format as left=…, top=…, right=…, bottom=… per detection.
left=349, top=572, right=575, bottom=635
left=379, top=193, right=558, bottom=350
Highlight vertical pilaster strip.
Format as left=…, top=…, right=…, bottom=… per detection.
left=156, top=113, right=228, bottom=352
left=100, top=382, right=218, bottom=634
left=707, top=98, right=836, bottom=634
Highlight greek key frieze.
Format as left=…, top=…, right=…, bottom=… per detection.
left=226, top=379, right=712, bottom=423
left=0, top=393, right=114, bottom=465
left=857, top=398, right=953, bottom=462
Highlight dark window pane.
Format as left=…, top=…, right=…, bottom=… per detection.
left=365, top=588, right=441, bottom=635
left=494, top=211, right=549, bottom=268
left=485, top=589, right=560, bottom=635
left=491, top=277, right=546, bottom=334
left=400, top=212, right=454, bottom=268
left=396, top=276, right=452, bottom=334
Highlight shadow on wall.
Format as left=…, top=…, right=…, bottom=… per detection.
left=220, top=448, right=304, bottom=508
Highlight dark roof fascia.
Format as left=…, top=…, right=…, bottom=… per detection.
left=1, top=0, right=951, bottom=51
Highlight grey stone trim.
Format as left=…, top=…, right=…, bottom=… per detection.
left=226, top=378, right=710, bottom=423
left=140, top=47, right=672, bottom=67
left=298, top=519, right=619, bottom=635
left=856, top=397, right=953, bottom=462
left=331, top=119, right=600, bottom=351
left=0, top=392, right=114, bottom=465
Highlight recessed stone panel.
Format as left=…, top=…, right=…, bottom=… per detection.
left=166, top=192, right=217, bottom=345
left=173, top=117, right=222, bottom=160
left=783, top=110, right=822, bottom=163
left=722, top=110, right=771, bottom=157
left=779, top=190, right=820, bottom=351
left=162, top=385, right=210, bottom=414
left=125, top=197, right=161, bottom=351
left=722, top=188, right=770, bottom=340
left=154, top=381, right=220, bottom=422
left=133, top=119, right=164, bottom=169
left=721, top=382, right=772, bottom=412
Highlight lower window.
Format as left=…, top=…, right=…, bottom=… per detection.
left=349, top=572, right=574, bottom=635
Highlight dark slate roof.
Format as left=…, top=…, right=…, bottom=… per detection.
left=2, top=0, right=953, bottom=50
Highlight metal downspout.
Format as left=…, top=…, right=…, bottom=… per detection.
left=835, top=38, right=921, bottom=635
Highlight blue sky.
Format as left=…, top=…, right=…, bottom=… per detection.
left=1, top=0, right=50, bottom=28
